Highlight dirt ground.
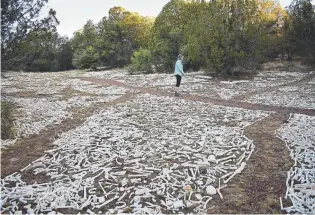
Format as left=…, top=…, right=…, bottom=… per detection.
left=208, top=113, right=294, bottom=214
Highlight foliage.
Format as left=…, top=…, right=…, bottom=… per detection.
left=72, top=46, right=99, bottom=70
left=71, top=20, right=99, bottom=69
left=8, top=30, right=74, bottom=72
left=128, top=49, right=153, bottom=74
left=1, top=0, right=59, bottom=71
left=2, top=0, right=314, bottom=73
left=70, top=8, right=154, bottom=69
left=150, top=0, right=186, bottom=73
left=1, top=102, right=16, bottom=140
left=283, top=0, right=315, bottom=63
left=180, top=0, right=286, bottom=75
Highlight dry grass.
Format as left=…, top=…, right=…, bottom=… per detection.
left=59, top=85, right=96, bottom=100
left=262, top=59, right=312, bottom=72
left=1, top=101, right=16, bottom=139
left=4, top=91, right=39, bottom=98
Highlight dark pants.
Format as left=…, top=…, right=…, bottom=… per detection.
left=175, top=75, right=182, bottom=87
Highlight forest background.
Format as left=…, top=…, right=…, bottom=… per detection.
left=1, top=0, right=315, bottom=75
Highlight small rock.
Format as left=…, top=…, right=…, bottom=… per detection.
left=215, top=137, right=222, bottom=143
left=135, top=188, right=149, bottom=195
left=10, top=157, right=19, bottom=162
left=121, top=178, right=128, bottom=187
left=166, top=200, right=173, bottom=206
left=208, top=155, right=216, bottom=162
left=86, top=209, right=94, bottom=215
left=195, top=194, right=202, bottom=200
left=196, top=180, right=203, bottom=185
left=98, top=197, right=105, bottom=203
left=206, top=185, right=217, bottom=195
left=162, top=168, right=171, bottom=175
left=186, top=201, right=194, bottom=208
left=173, top=200, right=185, bottom=209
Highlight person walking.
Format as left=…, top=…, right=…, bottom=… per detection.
left=174, top=54, right=185, bottom=97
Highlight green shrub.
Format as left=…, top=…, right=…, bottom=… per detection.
left=72, top=46, right=99, bottom=69
left=1, top=102, right=16, bottom=139
left=128, top=49, right=153, bottom=74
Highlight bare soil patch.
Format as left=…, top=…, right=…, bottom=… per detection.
left=59, top=85, right=98, bottom=100
left=208, top=113, right=293, bottom=213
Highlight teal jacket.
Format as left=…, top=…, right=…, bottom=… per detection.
left=174, top=60, right=185, bottom=76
